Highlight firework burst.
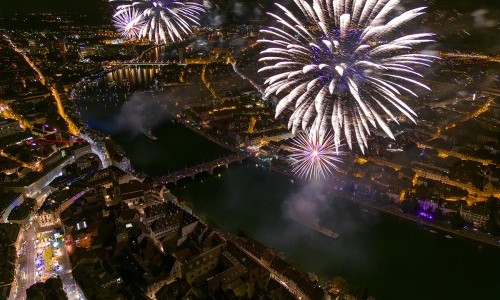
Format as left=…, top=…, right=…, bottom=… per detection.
left=290, top=131, right=344, bottom=180
left=113, top=7, right=145, bottom=38
left=259, top=0, right=436, bottom=153
left=112, top=1, right=205, bottom=44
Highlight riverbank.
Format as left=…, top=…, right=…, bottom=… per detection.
left=351, top=197, right=500, bottom=248
left=178, top=119, right=238, bottom=153
left=275, top=165, right=500, bottom=248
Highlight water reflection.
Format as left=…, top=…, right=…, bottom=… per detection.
left=104, top=66, right=160, bottom=87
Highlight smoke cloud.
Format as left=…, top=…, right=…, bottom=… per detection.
left=283, top=180, right=330, bottom=225
left=279, top=179, right=381, bottom=276
left=232, top=2, right=245, bottom=17
left=471, top=9, right=497, bottom=28
left=203, top=0, right=213, bottom=10
left=115, top=92, right=166, bottom=136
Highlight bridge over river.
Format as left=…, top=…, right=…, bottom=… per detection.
left=107, top=57, right=229, bottom=67
left=154, top=152, right=251, bottom=185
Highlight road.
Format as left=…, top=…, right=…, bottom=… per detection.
left=26, top=227, right=36, bottom=290
left=10, top=224, right=36, bottom=300
left=57, top=232, right=84, bottom=300
left=10, top=223, right=85, bottom=300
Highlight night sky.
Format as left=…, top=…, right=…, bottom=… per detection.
left=3, top=0, right=497, bottom=15
left=2, top=0, right=497, bottom=35
left=3, top=0, right=496, bottom=53
left=3, top=0, right=103, bottom=14
left=4, top=0, right=497, bottom=13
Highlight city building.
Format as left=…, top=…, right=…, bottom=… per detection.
left=172, top=243, right=224, bottom=285
left=38, top=188, right=90, bottom=228
left=0, top=223, right=21, bottom=299
left=0, top=118, right=23, bottom=138
left=460, top=205, right=490, bottom=228
left=1, top=144, right=96, bottom=199
left=118, top=180, right=146, bottom=206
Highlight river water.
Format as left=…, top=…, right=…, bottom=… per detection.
left=169, top=164, right=500, bottom=300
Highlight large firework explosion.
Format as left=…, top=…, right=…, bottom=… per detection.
left=112, top=7, right=145, bottom=38
left=111, top=1, right=205, bottom=44
left=259, top=0, right=436, bottom=153
left=290, top=131, right=344, bottom=180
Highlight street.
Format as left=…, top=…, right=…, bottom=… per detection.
left=9, top=223, right=84, bottom=300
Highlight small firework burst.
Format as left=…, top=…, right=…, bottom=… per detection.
left=290, top=131, right=344, bottom=180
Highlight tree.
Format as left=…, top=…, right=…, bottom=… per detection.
left=485, top=196, right=499, bottom=213
left=414, top=184, right=433, bottom=199
left=485, top=197, right=500, bottom=236
left=485, top=217, right=499, bottom=236
left=381, top=193, right=391, bottom=204
left=434, top=208, right=445, bottom=222
left=27, top=276, right=67, bottom=300
left=400, top=198, right=419, bottom=215
left=326, top=276, right=348, bottom=297
left=448, top=212, right=466, bottom=229
left=345, top=183, right=356, bottom=194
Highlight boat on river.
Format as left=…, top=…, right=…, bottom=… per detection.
left=143, top=129, right=158, bottom=141
left=288, top=215, right=339, bottom=239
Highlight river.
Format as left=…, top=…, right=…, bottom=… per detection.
left=169, top=164, right=500, bottom=300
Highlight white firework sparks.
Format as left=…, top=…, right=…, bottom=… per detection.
left=112, top=1, right=205, bottom=44
left=113, top=7, right=145, bottom=38
left=290, top=131, right=343, bottom=180
left=259, top=0, right=436, bottom=153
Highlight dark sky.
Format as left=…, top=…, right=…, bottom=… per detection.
left=2, top=0, right=496, bottom=24
left=2, top=0, right=272, bottom=14
left=3, top=0, right=104, bottom=14
left=3, top=0, right=496, bottom=13
left=1, top=1, right=282, bottom=26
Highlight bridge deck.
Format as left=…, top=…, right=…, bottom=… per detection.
left=155, top=153, right=251, bottom=184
